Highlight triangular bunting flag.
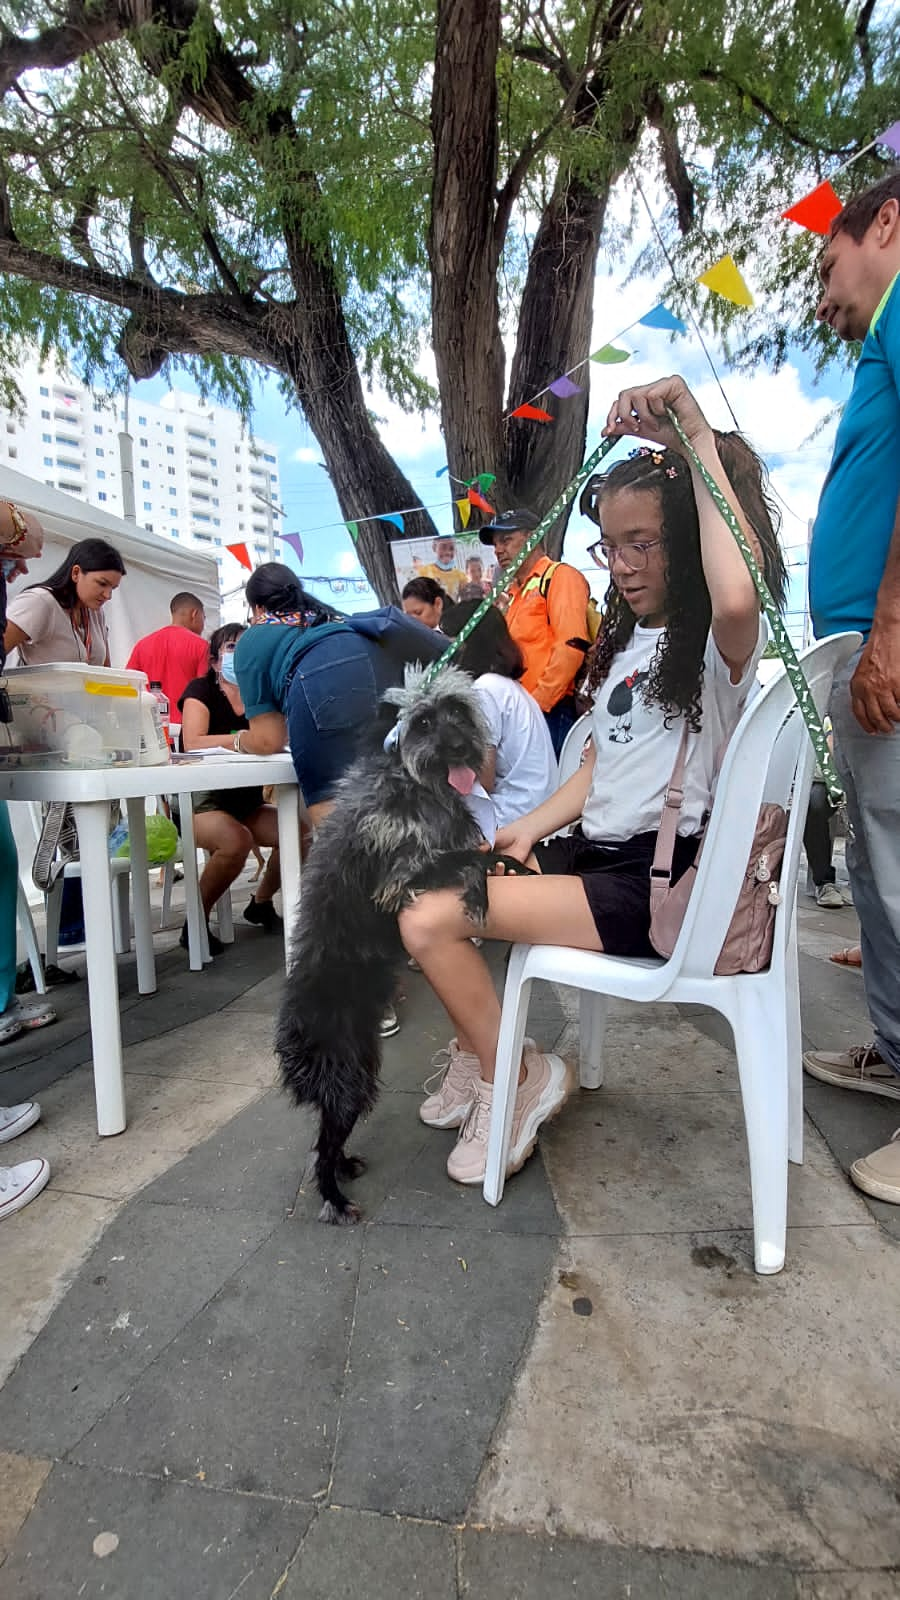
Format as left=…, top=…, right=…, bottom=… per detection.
left=590, top=345, right=630, bottom=364
left=278, top=531, right=304, bottom=564
left=467, top=487, right=496, bottom=514
left=381, top=513, right=405, bottom=534
left=510, top=403, right=553, bottom=421
left=455, top=497, right=471, bottom=529
left=225, top=542, right=252, bottom=571
left=639, top=304, right=687, bottom=333
left=474, top=472, right=496, bottom=492
left=781, top=181, right=842, bottom=235
left=698, top=255, right=754, bottom=307
left=548, top=374, right=582, bottom=398
left=435, top=465, right=450, bottom=477
left=876, top=120, right=900, bottom=155
left=345, top=520, right=359, bottom=544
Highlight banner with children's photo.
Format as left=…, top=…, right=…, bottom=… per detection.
left=391, top=533, right=500, bottom=602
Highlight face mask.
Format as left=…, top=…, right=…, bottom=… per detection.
left=220, top=652, right=239, bottom=685
left=1, top=558, right=20, bottom=580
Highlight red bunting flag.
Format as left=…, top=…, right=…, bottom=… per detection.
left=467, top=487, right=496, bottom=515
left=781, top=181, right=842, bottom=235
left=226, top=542, right=252, bottom=570
left=510, top=403, right=553, bottom=422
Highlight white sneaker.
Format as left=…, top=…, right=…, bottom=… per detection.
left=815, top=882, right=844, bottom=909
left=446, top=1051, right=569, bottom=1185
left=379, top=1004, right=400, bottom=1039
left=420, top=1036, right=537, bottom=1129
left=0, top=1158, right=51, bottom=1220
left=0, top=1101, right=41, bottom=1145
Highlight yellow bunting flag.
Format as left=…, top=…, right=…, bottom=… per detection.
left=455, top=497, right=471, bottom=530
left=590, top=345, right=631, bottom=364
left=698, top=255, right=754, bottom=308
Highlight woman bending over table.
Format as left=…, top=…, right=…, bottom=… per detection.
left=178, top=623, right=282, bottom=953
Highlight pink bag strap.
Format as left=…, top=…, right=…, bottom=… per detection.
left=650, top=720, right=691, bottom=914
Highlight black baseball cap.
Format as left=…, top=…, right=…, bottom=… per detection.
left=479, top=508, right=541, bottom=546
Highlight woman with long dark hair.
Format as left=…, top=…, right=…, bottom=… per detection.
left=439, top=600, right=558, bottom=830
left=4, top=537, right=125, bottom=666
left=401, top=377, right=775, bottom=1189
left=402, top=576, right=447, bottom=629
left=178, top=623, right=282, bottom=953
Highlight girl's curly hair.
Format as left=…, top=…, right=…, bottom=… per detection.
left=579, top=452, right=710, bottom=731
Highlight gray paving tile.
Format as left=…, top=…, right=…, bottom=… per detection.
left=371, top=1123, right=560, bottom=1234
left=72, top=1221, right=364, bottom=1499
left=280, top=1506, right=456, bottom=1599
left=330, top=1224, right=556, bottom=1520
left=140, top=1088, right=307, bottom=1215
left=461, top=1527, right=797, bottom=1598
left=0, top=1203, right=278, bottom=1457
left=0, top=1461, right=309, bottom=1600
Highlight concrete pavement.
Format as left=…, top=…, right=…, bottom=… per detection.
left=0, top=868, right=897, bottom=1598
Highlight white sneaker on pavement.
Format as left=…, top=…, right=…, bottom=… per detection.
left=0, top=1158, right=51, bottom=1220
left=815, top=881, right=844, bottom=909
left=850, top=1128, right=900, bottom=1205
left=0, top=1102, right=42, bottom=1145
left=446, top=1051, right=569, bottom=1185
left=419, top=1036, right=538, bottom=1129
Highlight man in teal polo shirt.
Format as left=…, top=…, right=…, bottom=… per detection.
left=803, top=173, right=900, bottom=1206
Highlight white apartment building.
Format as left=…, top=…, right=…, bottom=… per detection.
left=0, top=356, right=282, bottom=592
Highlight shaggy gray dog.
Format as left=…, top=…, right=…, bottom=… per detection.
left=275, top=666, right=522, bottom=1223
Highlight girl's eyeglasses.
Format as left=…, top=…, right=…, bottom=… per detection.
left=587, top=538, right=663, bottom=572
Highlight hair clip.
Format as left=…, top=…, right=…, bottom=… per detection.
left=630, top=446, right=666, bottom=466
left=665, top=465, right=678, bottom=479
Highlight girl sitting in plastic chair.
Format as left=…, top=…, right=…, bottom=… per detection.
left=399, top=375, right=787, bottom=1190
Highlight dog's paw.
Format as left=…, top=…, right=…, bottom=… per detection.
left=338, top=1154, right=367, bottom=1179
left=318, top=1199, right=363, bottom=1225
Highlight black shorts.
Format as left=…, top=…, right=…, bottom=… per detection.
left=533, top=827, right=700, bottom=957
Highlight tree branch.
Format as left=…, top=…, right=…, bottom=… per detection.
left=697, top=68, right=852, bottom=157
left=645, top=91, right=695, bottom=234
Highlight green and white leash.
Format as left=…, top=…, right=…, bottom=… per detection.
left=665, top=410, right=843, bottom=804
left=420, top=435, right=617, bottom=687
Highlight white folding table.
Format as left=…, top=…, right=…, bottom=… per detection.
left=0, top=754, right=301, bottom=1136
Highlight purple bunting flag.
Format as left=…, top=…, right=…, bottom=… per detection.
left=877, top=120, right=900, bottom=156
left=548, top=374, right=582, bottom=398
left=278, top=531, right=304, bottom=564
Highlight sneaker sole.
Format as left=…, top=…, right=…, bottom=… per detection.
left=506, top=1054, right=572, bottom=1175
left=419, top=1100, right=473, bottom=1130
left=0, top=1104, right=41, bottom=1144
left=850, top=1162, right=900, bottom=1205
left=802, top=1057, right=900, bottom=1100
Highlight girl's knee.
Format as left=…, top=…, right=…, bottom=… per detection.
left=398, top=893, right=456, bottom=955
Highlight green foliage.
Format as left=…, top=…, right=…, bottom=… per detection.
left=0, top=0, right=896, bottom=416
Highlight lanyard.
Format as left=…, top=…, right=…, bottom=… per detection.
left=665, top=410, right=843, bottom=803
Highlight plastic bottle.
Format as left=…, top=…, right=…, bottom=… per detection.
left=148, top=681, right=173, bottom=751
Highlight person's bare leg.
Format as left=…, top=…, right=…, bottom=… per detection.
left=400, top=875, right=602, bottom=1082
left=192, top=814, right=253, bottom=917
left=246, top=807, right=281, bottom=903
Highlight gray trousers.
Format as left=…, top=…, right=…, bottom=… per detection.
left=829, top=649, right=900, bottom=1074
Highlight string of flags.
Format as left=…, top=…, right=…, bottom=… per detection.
left=219, top=114, right=898, bottom=565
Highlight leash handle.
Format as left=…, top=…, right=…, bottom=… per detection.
left=420, top=434, right=617, bottom=686
left=665, top=410, right=843, bottom=805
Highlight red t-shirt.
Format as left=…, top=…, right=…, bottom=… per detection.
left=126, top=625, right=209, bottom=724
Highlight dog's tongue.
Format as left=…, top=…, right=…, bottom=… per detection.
left=447, top=765, right=476, bottom=796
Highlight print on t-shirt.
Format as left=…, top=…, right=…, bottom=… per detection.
left=605, top=668, right=649, bottom=743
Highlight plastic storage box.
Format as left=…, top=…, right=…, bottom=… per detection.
left=1, top=664, right=148, bottom=768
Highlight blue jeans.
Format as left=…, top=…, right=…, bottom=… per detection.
left=830, top=649, right=900, bottom=1074
left=544, top=694, right=577, bottom=759
left=285, top=631, right=391, bottom=805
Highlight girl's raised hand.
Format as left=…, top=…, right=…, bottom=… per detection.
left=602, top=376, right=713, bottom=454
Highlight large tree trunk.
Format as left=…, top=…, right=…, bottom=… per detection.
left=430, top=0, right=509, bottom=511
left=504, top=176, right=611, bottom=555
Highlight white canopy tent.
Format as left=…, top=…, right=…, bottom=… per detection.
left=0, top=464, right=220, bottom=666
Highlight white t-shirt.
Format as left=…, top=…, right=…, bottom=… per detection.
left=474, top=672, right=559, bottom=829
left=581, top=617, right=766, bottom=843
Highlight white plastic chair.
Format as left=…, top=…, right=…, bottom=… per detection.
left=557, top=712, right=592, bottom=785
left=16, top=880, right=47, bottom=994
left=16, top=802, right=131, bottom=966
left=483, top=633, right=861, bottom=1276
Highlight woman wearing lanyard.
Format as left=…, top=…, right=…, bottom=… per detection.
left=3, top=537, right=125, bottom=666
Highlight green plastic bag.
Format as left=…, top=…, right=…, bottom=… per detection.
left=112, top=813, right=179, bottom=866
